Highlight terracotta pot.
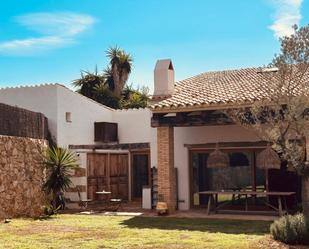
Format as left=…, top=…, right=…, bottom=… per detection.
left=156, top=202, right=168, bottom=215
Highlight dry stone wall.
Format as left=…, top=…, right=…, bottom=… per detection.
left=0, top=135, right=48, bottom=219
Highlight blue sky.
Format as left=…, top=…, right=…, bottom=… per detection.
left=0, top=0, right=308, bottom=91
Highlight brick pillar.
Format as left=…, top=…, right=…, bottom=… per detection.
left=157, top=126, right=177, bottom=212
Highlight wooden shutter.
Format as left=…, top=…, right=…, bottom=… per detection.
left=94, top=122, right=118, bottom=142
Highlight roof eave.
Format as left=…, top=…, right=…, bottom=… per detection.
left=150, top=101, right=255, bottom=113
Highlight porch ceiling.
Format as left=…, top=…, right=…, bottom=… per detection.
left=151, top=110, right=234, bottom=127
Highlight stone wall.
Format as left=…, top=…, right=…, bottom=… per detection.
left=0, top=135, right=48, bottom=219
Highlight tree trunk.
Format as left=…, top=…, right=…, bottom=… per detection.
left=112, top=64, right=121, bottom=98
left=302, top=177, right=309, bottom=225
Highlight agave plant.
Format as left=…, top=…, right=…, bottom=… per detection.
left=72, top=67, right=105, bottom=100
left=43, top=147, right=79, bottom=208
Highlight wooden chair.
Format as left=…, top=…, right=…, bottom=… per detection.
left=77, top=189, right=92, bottom=209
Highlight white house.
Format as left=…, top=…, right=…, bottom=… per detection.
left=0, top=83, right=156, bottom=206
left=0, top=59, right=305, bottom=212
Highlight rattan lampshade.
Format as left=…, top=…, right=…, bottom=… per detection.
left=256, top=145, right=281, bottom=170
left=207, top=144, right=229, bottom=168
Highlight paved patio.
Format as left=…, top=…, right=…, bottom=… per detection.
left=66, top=201, right=278, bottom=221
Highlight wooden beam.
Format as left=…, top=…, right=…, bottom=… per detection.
left=151, top=110, right=234, bottom=127
left=184, top=141, right=268, bottom=149
left=69, top=142, right=150, bottom=150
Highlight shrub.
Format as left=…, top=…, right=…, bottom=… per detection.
left=43, top=147, right=79, bottom=208
left=270, top=213, right=309, bottom=245
left=41, top=204, right=61, bottom=217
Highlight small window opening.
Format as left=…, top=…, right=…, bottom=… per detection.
left=65, top=112, right=72, bottom=123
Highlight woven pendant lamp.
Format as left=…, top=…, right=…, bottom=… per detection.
left=256, top=145, right=281, bottom=170
left=207, top=143, right=229, bottom=168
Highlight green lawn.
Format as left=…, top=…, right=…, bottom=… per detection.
left=0, top=214, right=272, bottom=249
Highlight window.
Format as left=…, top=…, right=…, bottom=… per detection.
left=191, top=151, right=253, bottom=205
left=228, top=152, right=250, bottom=167
left=94, top=122, right=118, bottom=142
left=65, top=112, right=72, bottom=123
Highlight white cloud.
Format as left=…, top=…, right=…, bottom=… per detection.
left=0, top=36, right=73, bottom=56
left=269, top=0, right=303, bottom=38
left=0, top=12, right=96, bottom=56
left=15, top=12, right=96, bottom=37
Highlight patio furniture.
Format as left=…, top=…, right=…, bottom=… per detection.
left=96, top=190, right=122, bottom=211
left=199, top=190, right=296, bottom=216
left=95, top=190, right=111, bottom=208
left=109, top=198, right=123, bottom=211
left=96, top=190, right=112, bottom=195
left=77, top=189, right=92, bottom=209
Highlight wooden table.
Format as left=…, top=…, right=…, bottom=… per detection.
left=198, top=191, right=296, bottom=216
left=96, top=191, right=112, bottom=210
left=96, top=191, right=112, bottom=195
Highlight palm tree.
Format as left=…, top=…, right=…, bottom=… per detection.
left=93, top=83, right=121, bottom=109
left=106, top=46, right=133, bottom=97
left=103, top=66, right=115, bottom=91
left=43, top=147, right=79, bottom=208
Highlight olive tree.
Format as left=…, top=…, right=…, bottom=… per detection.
left=228, top=25, right=309, bottom=221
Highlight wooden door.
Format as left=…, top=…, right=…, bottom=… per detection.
left=87, top=153, right=109, bottom=201
left=109, top=154, right=129, bottom=199
left=132, top=153, right=150, bottom=199
left=87, top=153, right=129, bottom=200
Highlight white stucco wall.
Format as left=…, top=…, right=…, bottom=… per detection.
left=0, top=84, right=115, bottom=147
left=0, top=84, right=58, bottom=141
left=113, top=108, right=157, bottom=167
left=55, top=85, right=114, bottom=147
left=174, top=125, right=260, bottom=210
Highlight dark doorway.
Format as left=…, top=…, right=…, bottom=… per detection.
left=132, top=153, right=150, bottom=199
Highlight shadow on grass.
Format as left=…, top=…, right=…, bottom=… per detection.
left=121, top=216, right=271, bottom=235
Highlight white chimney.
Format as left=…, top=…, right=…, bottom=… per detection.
left=153, top=59, right=175, bottom=97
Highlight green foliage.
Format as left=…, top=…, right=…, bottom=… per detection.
left=72, top=68, right=105, bottom=99
left=121, top=84, right=149, bottom=109
left=270, top=213, right=309, bottom=245
left=43, top=147, right=79, bottom=202
left=94, top=84, right=121, bottom=109
left=106, top=46, right=133, bottom=75
left=73, top=46, right=149, bottom=109
left=41, top=204, right=61, bottom=217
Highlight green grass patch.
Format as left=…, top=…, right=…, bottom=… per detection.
left=0, top=214, right=271, bottom=249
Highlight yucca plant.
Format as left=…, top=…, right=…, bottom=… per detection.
left=106, top=46, right=133, bottom=98
left=43, top=147, right=79, bottom=208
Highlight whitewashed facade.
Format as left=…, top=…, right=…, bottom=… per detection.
left=0, top=62, right=266, bottom=211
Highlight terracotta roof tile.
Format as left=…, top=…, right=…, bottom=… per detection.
left=150, top=67, right=308, bottom=111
